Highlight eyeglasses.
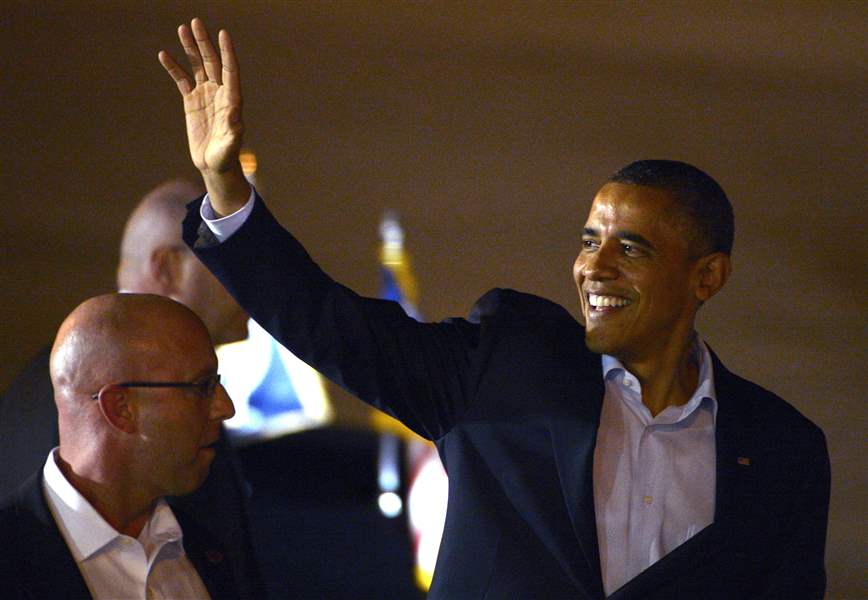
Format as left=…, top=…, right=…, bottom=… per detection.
left=90, top=374, right=221, bottom=400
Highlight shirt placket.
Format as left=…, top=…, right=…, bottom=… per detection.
left=144, top=534, right=185, bottom=598
left=629, top=422, right=660, bottom=576
left=113, top=535, right=149, bottom=599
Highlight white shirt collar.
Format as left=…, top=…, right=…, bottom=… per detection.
left=600, top=335, right=718, bottom=425
left=42, top=448, right=184, bottom=562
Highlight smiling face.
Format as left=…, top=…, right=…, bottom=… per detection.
left=573, top=183, right=705, bottom=364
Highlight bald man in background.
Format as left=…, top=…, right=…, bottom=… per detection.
left=0, top=180, right=262, bottom=597
left=0, top=294, right=239, bottom=598
left=117, top=179, right=248, bottom=346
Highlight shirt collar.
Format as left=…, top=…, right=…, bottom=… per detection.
left=142, top=499, right=184, bottom=548
left=42, top=449, right=184, bottom=561
left=600, top=334, right=718, bottom=425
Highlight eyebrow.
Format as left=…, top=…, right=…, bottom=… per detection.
left=582, top=227, right=657, bottom=251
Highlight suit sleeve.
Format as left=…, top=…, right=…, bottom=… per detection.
left=759, top=425, right=831, bottom=599
left=183, top=194, right=487, bottom=441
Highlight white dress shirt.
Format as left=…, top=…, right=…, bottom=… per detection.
left=594, top=338, right=717, bottom=595
left=42, top=449, right=210, bottom=599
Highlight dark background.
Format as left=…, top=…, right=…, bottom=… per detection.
left=2, top=2, right=864, bottom=597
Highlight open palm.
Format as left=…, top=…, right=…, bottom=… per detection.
left=159, top=19, right=243, bottom=175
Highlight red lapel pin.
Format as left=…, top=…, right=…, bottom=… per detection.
left=737, top=456, right=751, bottom=466
left=205, top=549, right=224, bottom=564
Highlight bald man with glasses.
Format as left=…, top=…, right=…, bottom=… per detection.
left=0, top=179, right=261, bottom=599
left=0, top=293, right=240, bottom=599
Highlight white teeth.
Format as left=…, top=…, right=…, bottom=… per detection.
left=588, top=293, right=631, bottom=308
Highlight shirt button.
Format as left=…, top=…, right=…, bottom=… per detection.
left=644, top=495, right=653, bottom=505
left=624, top=379, right=632, bottom=387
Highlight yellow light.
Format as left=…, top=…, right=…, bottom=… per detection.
left=240, top=149, right=258, bottom=177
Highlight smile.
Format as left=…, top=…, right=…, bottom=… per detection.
left=588, top=293, right=632, bottom=310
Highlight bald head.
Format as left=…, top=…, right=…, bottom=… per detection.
left=118, top=179, right=205, bottom=272
left=116, top=179, right=247, bottom=345
left=50, top=293, right=211, bottom=403
left=49, top=293, right=234, bottom=525
left=117, top=178, right=203, bottom=290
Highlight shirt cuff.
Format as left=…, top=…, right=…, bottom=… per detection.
left=200, top=186, right=257, bottom=243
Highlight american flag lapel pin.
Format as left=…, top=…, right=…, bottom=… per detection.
left=737, top=456, right=751, bottom=466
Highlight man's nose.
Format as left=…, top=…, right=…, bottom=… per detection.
left=210, top=384, right=236, bottom=421
left=580, top=245, right=620, bottom=281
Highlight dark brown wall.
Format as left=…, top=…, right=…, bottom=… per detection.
left=2, top=2, right=865, bottom=596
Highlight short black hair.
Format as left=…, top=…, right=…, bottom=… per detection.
left=608, top=159, right=734, bottom=256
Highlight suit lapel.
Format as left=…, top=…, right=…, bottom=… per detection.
left=549, top=353, right=606, bottom=600
left=710, top=351, right=759, bottom=540
left=175, top=510, right=239, bottom=600
left=14, top=474, right=92, bottom=599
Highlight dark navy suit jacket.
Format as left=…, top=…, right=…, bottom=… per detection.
left=184, top=194, right=830, bottom=600
left=0, top=472, right=240, bottom=600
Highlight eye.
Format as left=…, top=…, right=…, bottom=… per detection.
left=194, top=374, right=220, bottom=398
left=581, top=239, right=599, bottom=251
left=621, top=243, right=644, bottom=257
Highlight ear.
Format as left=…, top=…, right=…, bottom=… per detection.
left=149, top=246, right=184, bottom=296
left=94, top=386, right=137, bottom=435
left=693, top=252, right=732, bottom=303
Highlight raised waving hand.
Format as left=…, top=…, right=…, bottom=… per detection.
left=159, top=18, right=250, bottom=214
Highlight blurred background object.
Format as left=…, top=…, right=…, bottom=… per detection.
left=375, top=209, right=448, bottom=591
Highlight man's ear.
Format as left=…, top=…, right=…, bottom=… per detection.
left=95, top=386, right=137, bottom=434
left=694, top=252, right=732, bottom=303
left=149, top=245, right=184, bottom=296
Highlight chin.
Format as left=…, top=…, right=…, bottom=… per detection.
left=174, top=472, right=209, bottom=497
left=584, top=329, right=612, bottom=355
left=176, top=459, right=213, bottom=495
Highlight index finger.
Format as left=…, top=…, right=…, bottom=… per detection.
left=158, top=50, right=194, bottom=95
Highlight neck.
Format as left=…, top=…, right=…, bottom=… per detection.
left=56, top=450, right=157, bottom=538
left=620, top=332, right=699, bottom=417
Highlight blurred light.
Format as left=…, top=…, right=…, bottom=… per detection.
left=408, top=452, right=448, bottom=589
left=378, top=491, right=403, bottom=518
left=379, top=209, right=405, bottom=253
left=216, top=318, right=333, bottom=443
left=378, top=433, right=401, bottom=492
left=378, top=210, right=420, bottom=316
left=239, top=149, right=258, bottom=177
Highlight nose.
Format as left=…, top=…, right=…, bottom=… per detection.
left=576, top=244, right=620, bottom=282
left=210, top=384, right=236, bottom=421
